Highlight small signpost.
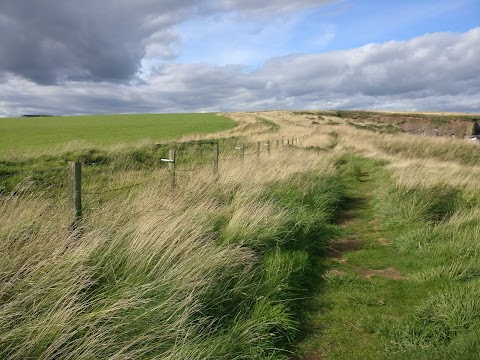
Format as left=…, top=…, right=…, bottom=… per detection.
left=161, top=149, right=177, bottom=187
left=235, top=143, right=245, bottom=161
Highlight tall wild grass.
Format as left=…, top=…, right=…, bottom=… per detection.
left=374, top=156, right=480, bottom=358
left=0, top=147, right=345, bottom=359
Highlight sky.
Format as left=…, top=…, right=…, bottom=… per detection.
left=0, top=0, right=479, bottom=117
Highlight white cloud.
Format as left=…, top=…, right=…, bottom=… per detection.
left=1, top=28, right=479, bottom=117
left=209, top=0, right=336, bottom=16
left=0, top=0, right=337, bottom=85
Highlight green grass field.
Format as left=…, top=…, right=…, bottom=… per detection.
left=0, top=113, right=236, bottom=155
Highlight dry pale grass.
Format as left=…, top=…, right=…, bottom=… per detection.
left=180, top=112, right=267, bottom=142
left=0, top=173, right=257, bottom=358
left=387, top=159, right=480, bottom=195
left=1, top=125, right=341, bottom=358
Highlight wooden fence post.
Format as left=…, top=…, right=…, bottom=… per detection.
left=265, top=140, right=271, bottom=155
left=68, top=161, right=82, bottom=228
left=161, top=149, right=176, bottom=187
left=213, top=143, right=219, bottom=175
left=169, top=149, right=176, bottom=187
left=256, top=141, right=261, bottom=158
left=236, top=143, right=245, bottom=161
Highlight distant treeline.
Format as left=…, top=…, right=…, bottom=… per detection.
left=21, top=114, right=56, bottom=117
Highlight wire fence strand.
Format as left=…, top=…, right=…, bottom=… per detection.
left=176, top=167, right=205, bottom=172
left=220, top=156, right=241, bottom=161
left=3, top=136, right=315, bottom=200
left=84, top=179, right=152, bottom=195
left=3, top=166, right=69, bottom=178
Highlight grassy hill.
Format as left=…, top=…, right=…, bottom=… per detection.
left=1, top=110, right=480, bottom=359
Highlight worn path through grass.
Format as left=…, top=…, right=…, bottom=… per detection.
left=293, top=156, right=430, bottom=359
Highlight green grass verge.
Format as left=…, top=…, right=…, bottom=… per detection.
left=293, top=155, right=480, bottom=359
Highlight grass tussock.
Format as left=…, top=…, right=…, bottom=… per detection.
left=371, top=154, right=480, bottom=358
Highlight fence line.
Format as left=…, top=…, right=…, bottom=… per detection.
left=4, top=132, right=316, bottom=232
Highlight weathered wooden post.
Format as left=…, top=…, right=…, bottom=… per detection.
left=68, top=161, right=82, bottom=228
left=265, top=140, right=271, bottom=155
left=256, top=141, right=261, bottom=158
left=161, top=149, right=176, bottom=187
left=213, top=143, right=219, bottom=175
left=236, top=143, right=245, bottom=161
left=169, top=149, right=176, bottom=186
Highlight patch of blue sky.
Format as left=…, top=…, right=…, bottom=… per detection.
left=313, top=0, right=480, bottom=51
left=174, top=0, right=479, bottom=69
left=175, top=12, right=306, bottom=69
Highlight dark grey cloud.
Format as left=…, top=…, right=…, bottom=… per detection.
left=0, top=0, right=334, bottom=85
left=0, top=0, right=188, bottom=84
left=1, top=28, right=479, bottom=117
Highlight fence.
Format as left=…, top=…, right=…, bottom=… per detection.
left=29, top=134, right=314, bottom=231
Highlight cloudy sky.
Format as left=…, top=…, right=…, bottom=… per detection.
left=0, top=0, right=479, bottom=117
